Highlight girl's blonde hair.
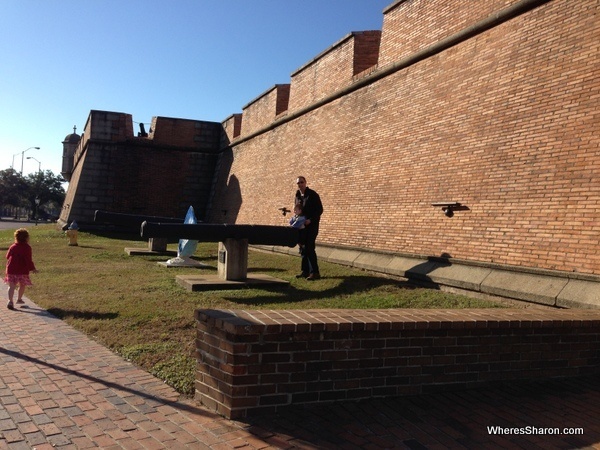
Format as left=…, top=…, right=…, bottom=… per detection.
left=14, top=228, right=29, bottom=243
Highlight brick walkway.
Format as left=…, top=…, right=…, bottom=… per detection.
left=0, top=297, right=599, bottom=449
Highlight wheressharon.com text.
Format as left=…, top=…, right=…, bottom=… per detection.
left=487, top=426, right=584, bottom=436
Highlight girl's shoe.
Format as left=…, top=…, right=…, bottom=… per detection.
left=6, top=302, right=14, bottom=310
left=16, top=299, right=25, bottom=305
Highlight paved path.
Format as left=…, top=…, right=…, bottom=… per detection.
left=0, top=296, right=599, bottom=449
left=0, top=220, right=32, bottom=231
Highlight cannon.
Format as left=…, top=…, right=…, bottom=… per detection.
left=141, top=222, right=299, bottom=284
left=95, top=210, right=184, bottom=254
left=94, top=210, right=184, bottom=229
left=140, top=222, right=298, bottom=247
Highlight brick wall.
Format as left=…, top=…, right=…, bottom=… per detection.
left=289, top=31, right=381, bottom=112
left=221, top=114, right=242, bottom=145
left=353, top=31, right=382, bottom=75
left=195, top=308, right=600, bottom=419
left=60, top=111, right=221, bottom=228
left=149, top=116, right=222, bottom=150
left=210, top=0, right=600, bottom=275
left=379, top=0, right=519, bottom=67
left=240, top=85, right=290, bottom=136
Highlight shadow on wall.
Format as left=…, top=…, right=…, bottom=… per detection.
left=210, top=147, right=242, bottom=224
left=219, top=174, right=242, bottom=224
left=404, top=253, right=453, bottom=289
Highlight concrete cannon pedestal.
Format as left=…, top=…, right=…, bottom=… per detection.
left=141, top=222, right=297, bottom=291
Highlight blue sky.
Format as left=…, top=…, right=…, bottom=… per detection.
left=1, top=1, right=390, bottom=177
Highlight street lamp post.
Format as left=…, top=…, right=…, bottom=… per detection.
left=20, top=146, right=40, bottom=174
left=11, top=153, right=19, bottom=170
left=35, top=196, right=40, bottom=226
left=26, top=156, right=42, bottom=173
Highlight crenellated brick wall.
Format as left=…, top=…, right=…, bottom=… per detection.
left=289, top=31, right=381, bottom=111
left=221, top=114, right=242, bottom=145
left=379, top=0, right=520, bottom=67
left=209, top=0, right=600, bottom=276
left=148, top=116, right=221, bottom=150
left=240, top=84, right=290, bottom=136
left=195, top=308, right=600, bottom=419
left=59, top=111, right=222, bottom=228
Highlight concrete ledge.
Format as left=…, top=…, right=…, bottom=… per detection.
left=256, top=245, right=600, bottom=309
left=384, top=255, right=428, bottom=278
left=354, top=252, right=395, bottom=273
left=480, top=270, right=569, bottom=306
left=325, top=247, right=363, bottom=266
left=422, top=263, right=492, bottom=291
left=557, top=279, right=600, bottom=309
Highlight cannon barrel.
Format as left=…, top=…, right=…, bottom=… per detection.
left=141, top=222, right=299, bottom=248
left=95, top=210, right=184, bottom=230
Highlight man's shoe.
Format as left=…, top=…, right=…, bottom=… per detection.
left=296, top=273, right=308, bottom=279
left=306, top=273, right=321, bottom=280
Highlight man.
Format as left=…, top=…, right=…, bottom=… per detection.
left=294, top=176, right=323, bottom=280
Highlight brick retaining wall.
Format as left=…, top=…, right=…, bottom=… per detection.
left=195, top=308, right=600, bottom=419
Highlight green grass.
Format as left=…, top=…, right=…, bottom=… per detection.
left=0, top=224, right=510, bottom=397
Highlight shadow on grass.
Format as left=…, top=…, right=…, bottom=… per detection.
left=221, top=274, right=420, bottom=306
left=86, top=230, right=146, bottom=241
left=144, top=255, right=218, bottom=264
left=46, top=308, right=119, bottom=321
left=247, top=267, right=288, bottom=274
left=75, top=245, right=107, bottom=250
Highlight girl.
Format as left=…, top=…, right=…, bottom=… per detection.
left=5, top=228, right=38, bottom=310
left=289, top=203, right=308, bottom=268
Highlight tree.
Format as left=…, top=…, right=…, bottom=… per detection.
left=0, top=168, right=28, bottom=212
left=0, top=169, right=66, bottom=220
left=24, top=170, right=66, bottom=219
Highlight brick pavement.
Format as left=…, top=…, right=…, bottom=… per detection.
left=0, top=296, right=599, bottom=449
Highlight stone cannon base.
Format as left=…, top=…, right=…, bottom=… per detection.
left=125, top=238, right=178, bottom=257
left=176, top=273, right=289, bottom=291
left=141, top=223, right=299, bottom=286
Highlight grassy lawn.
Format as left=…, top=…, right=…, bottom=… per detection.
left=1, top=224, right=510, bottom=397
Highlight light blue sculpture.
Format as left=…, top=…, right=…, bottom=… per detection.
left=166, top=206, right=200, bottom=266
left=179, top=206, right=199, bottom=257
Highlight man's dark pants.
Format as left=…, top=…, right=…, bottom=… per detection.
left=301, top=224, right=319, bottom=275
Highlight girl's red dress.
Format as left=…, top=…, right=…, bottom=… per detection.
left=4, top=242, right=36, bottom=286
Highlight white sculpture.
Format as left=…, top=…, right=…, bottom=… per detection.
left=165, top=206, right=202, bottom=267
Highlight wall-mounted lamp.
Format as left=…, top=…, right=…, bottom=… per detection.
left=278, top=207, right=291, bottom=216
left=431, top=202, right=462, bottom=217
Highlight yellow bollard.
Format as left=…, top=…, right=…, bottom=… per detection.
left=66, top=221, right=79, bottom=246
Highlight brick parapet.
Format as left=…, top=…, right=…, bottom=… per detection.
left=59, top=110, right=222, bottom=227
left=240, top=85, right=290, bottom=136
left=195, top=308, right=600, bottom=419
left=289, top=31, right=381, bottom=112
left=149, top=116, right=222, bottom=150
left=379, top=0, right=522, bottom=67
left=221, top=114, right=242, bottom=146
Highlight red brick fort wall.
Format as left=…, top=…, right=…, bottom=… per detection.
left=209, top=0, right=600, bottom=275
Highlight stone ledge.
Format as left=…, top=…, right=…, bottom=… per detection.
left=256, top=245, right=600, bottom=309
